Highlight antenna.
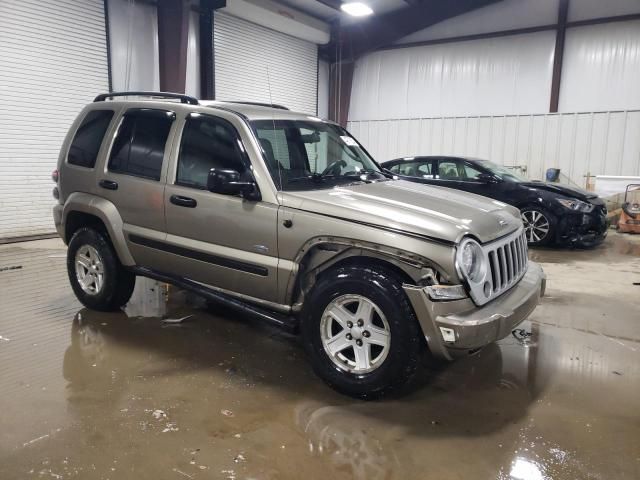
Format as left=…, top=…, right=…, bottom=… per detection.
left=265, top=66, right=284, bottom=198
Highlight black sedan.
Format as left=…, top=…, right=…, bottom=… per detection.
left=382, top=156, right=608, bottom=247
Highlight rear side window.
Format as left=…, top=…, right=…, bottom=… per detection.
left=108, top=109, right=174, bottom=181
left=392, top=160, right=433, bottom=177
left=67, top=110, right=114, bottom=168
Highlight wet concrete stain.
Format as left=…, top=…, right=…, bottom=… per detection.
left=0, top=234, right=639, bottom=479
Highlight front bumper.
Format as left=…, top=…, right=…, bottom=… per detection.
left=404, top=262, right=546, bottom=361
left=53, top=204, right=64, bottom=239
left=556, top=207, right=608, bottom=246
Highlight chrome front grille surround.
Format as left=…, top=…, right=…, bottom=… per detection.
left=486, top=228, right=528, bottom=296
left=459, top=227, right=529, bottom=306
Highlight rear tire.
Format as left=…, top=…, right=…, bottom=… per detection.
left=520, top=207, right=556, bottom=246
left=67, top=227, right=136, bottom=311
left=301, top=264, right=423, bottom=399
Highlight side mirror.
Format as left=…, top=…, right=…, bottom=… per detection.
left=477, top=173, right=500, bottom=184
left=207, top=168, right=261, bottom=201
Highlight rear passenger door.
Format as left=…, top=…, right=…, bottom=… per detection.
left=162, top=112, right=279, bottom=302
left=98, top=108, right=177, bottom=266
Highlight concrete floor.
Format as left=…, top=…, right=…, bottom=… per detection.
left=0, top=234, right=639, bottom=480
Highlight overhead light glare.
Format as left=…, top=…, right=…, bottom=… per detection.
left=340, top=2, right=373, bottom=17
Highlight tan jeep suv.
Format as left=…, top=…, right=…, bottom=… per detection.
left=53, top=92, right=546, bottom=398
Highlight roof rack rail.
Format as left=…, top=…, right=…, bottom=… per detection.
left=94, top=91, right=199, bottom=105
left=222, top=101, right=289, bottom=111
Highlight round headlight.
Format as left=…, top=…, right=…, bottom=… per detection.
left=457, top=238, right=486, bottom=283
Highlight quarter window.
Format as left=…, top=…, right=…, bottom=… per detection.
left=463, top=163, right=484, bottom=180
left=108, top=109, right=174, bottom=181
left=68, top=110, right=114, bottom=168
left=176, top=114, right=247, bottom=189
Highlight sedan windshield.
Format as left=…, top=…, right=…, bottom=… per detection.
left=476, top=160, right=528, bottom=182
left=251, top=119, right=387, bottom=191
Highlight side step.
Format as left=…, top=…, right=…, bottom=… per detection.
left=131, top=267, right=299, bottom=334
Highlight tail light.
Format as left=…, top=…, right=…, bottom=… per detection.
left=52, top=169, right=60, bottom=200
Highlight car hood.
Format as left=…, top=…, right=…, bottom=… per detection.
left=280, top=180, right=522, bottom=244
left=520, top=181, right=597, bottom=201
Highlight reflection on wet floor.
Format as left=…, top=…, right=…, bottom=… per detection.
left=0, top=235, right=639, bottom=480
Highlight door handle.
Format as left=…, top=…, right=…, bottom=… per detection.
left=99, top=179, right=118, bottom=190
left=170, top=195, right=197, bottom=208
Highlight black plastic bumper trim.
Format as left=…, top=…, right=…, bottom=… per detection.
left=130, top=267, right=297, bottom=333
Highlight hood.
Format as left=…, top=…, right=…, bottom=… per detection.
left=521, top=181, right=597, bottom=201
left=281, top=180, right=521, bottom=244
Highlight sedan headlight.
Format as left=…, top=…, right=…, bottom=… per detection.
left=456, top=238, right=488, bottom=283
left=557, top=198, right=594, bottom=213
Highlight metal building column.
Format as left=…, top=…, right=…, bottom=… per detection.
left=157, top=0, right=190, bottom=93
left=329, top=61, right=354, bottom=127
left=549, top=0, right=569, bottom=113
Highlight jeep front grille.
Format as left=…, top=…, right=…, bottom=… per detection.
left=486, top=229, right=528, bottom=298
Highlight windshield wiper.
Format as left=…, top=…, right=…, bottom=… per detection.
left=287, top=173, right=336, bottom=184
left=287, top=169, right=385, bottom=185
left=342, top=169, right=388, bottom=182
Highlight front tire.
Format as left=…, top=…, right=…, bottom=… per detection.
left=521, top=207, right=556, bottom=246
left=301, top=264, right=423, bottom=399
left=67, top=227, right=136, bottom=311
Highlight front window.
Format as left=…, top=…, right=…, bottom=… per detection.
left=476, top=160, right=527, bottom=182
left=251, top=120, right=387, bottom=191
left=176, top=114, right=247, bottom=189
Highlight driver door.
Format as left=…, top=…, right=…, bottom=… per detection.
left=162, top=112, right=279, bottom=302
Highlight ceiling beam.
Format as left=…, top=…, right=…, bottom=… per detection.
left=315, top=0, right=341, bottom=10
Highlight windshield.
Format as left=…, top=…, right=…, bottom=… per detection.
left=251, top=120, right=387, bottom=191
left=476, top=160, right=528, bottom=182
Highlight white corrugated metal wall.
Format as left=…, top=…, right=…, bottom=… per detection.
left=349, top=31, right=556, bottom=120
left=213, top=12, right=318, bottom=115
left=348, top=110, right=640, bottom=187
left=0, top=0, right=110, bottom=240
left=349, top=0, right=640, bottom=189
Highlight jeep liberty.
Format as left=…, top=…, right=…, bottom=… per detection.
left=53, top=92, right=546, bottom=398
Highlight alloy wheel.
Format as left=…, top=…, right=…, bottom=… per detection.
left=521, top=210, right=550, bottom=243
left=320, top=294, right=391, bottom=374
left=75, top=245, right=105, bottom=295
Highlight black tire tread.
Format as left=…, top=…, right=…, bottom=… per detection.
left=301, top=263, right=424, bottom=399
left=67, top=227, right=135, bottom=311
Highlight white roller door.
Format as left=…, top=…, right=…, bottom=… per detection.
left=214, top=12, right=318, bottom=115
left=0, top=0, right=110, bottom=240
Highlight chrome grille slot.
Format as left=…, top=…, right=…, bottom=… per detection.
left=505, top=245, right=513, bottom=282
left=498, top=247, right=507, bottom=288
left=489, top=251, right=499, bottom=291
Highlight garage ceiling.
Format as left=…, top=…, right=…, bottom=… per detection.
left=277, top=0, right=503, bottom=61
left=278, top=0, right=411, bottom=22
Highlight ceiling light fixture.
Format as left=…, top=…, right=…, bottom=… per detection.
left=340, top=2, right=374, bottom=17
